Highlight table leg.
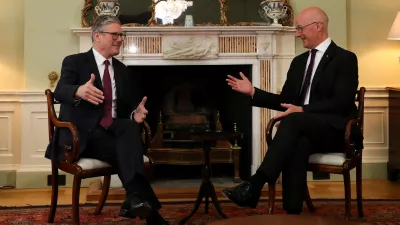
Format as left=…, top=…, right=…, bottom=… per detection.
left=179, top=185, right=205, bottom=225
left=179, top=141, right=227, bottom=224
left=209, top=182, right=227, bottom=218
left=205, top=197, right=209, bottom=214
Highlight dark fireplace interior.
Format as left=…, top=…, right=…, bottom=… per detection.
left=129, top=64, right=253, bottom=181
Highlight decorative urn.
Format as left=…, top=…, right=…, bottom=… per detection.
left=259, top=0, right=288, bottom=26
left=95, top=0, right=120, bottom=16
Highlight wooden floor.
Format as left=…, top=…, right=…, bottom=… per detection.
left=0, top=179, right=399, bottom=207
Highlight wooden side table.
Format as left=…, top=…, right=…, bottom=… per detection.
left=173, top=130, right=243, bottom=225
left=386, top=87, right=400, bottom=181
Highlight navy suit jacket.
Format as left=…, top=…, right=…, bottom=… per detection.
left=45, top=49, right=141, bottom=161
left=251, top=41, right=362, bottom=147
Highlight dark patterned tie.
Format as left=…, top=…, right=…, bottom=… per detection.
left=99, top=60, right=113, bottom=129
left=298, top=49, right=317, bottom=105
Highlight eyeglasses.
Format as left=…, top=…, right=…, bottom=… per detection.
left=295, top=22, right=320, bottom=32
left=99, top=31, right=127, bottom=40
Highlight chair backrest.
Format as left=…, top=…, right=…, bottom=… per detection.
left=45, top=89, right=59, bottom=143
left=356, top=87, right=366, bottom=136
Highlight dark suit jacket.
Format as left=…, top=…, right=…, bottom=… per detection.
left=251, top=41, right=361, bottom=140
left=45, top=49, right=141, bottom=161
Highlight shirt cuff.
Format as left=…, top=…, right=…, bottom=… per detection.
left=130, top=109, right=137, bottom=120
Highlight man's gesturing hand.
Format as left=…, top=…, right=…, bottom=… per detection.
left=134, top=97, right=148, bottom=124
left=274, top=103, right=304, bottom=119
left=226, top=72, right=255, bottom=97
left=75, top=74, right=104, bottom=105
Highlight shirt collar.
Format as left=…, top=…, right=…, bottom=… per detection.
left=313, top=37, right=331, bottom=54
left=92, top=48, right=112, bottom=67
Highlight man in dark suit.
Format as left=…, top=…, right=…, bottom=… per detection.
left=45, top=15, right=168, bottom=225
left=222, top=7, right=360, bottom=214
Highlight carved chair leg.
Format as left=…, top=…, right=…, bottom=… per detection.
left=47, top=162, right=59, bottom=223
left=343, top=171, right=351, bottom=220
left=356, top=162, right=364, bottom=217
left=304, top=182, right=315, bottom=211
left=72, top=176, right=82, bottom=225
left=268, top=182, right=276, bottom=214
left=94, top=175, right=111, bottom=215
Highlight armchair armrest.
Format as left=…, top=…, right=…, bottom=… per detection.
left=142, top=120, right=152, bottom=155
left=54, top=120, right=80, bottom=164
left=344, top=118, right=361, bottom=159
left=45, top=89, right=80, bottom=163
left=266, top=117, right=284, bottom=147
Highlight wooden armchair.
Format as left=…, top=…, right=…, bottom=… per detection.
left=45, top=89, right=153, bottom=225
left=266, top=87, right=366, bottom=220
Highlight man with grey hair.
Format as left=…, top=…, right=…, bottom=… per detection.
left=45, top=15, right=168, bottom=224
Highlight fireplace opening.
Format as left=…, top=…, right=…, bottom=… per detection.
left=129, top=64, right=253, bottom=181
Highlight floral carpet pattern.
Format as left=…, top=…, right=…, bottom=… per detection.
left=0, top=200, right=400, bottom=224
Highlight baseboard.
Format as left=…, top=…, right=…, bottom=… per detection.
left=0, top=170, right=16, bottom=187
left=0, top=162, right=388, bottom=188
left=14, top=171, right=99, bottom=189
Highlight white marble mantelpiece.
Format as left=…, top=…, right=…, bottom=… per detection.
left=71, top=25, right=296, bottom=187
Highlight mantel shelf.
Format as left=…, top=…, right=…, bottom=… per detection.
left=71, top=25, right=296, bottom=35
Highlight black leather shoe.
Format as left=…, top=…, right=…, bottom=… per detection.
left=119, top=193, right=153, bottom=219
left=146, top=214, right=170, bottom=225
left=146, top=219, right=170, bottom=225
left=221, top=181, right=260, bottom=208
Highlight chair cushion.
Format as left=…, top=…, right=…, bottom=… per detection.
left=77, top=155, right=150, bottom=170
left=308, top=153, right=346, bottom=166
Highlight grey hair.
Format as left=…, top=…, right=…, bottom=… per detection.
left=91, top=15, right=121, bottom=42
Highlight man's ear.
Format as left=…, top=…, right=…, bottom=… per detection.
left=317, top=22, right=323, bottom=31
left=93, top=32, right=100, bottom=42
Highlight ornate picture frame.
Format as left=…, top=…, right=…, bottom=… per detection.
left=81, top=0, right=228, bottom=27
left=81, top=0, right=293, bottom=27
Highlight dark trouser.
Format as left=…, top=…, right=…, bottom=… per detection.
left=80, top=118, right=161, bottom=210
left=258, top=112, right=344, bottom=213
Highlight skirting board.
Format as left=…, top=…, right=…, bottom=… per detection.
left=0, top=162, right=388, bottom=189
left=0, top=87, right=390, bottom=188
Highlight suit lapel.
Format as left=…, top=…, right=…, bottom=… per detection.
left=86, top=49, right=103, bottom=90
left=293, top=53, right=309, bottom=102
left=310, top=42, right=337, bottom=93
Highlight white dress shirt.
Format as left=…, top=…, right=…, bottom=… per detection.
left=302, top=37, right=332, bottom=105
left=92, top=48, right=117, bottom=118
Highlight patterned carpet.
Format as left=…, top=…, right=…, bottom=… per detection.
left=0, top=200, right=400, bottom=225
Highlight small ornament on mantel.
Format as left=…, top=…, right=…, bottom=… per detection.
left=95, top=0, right=120, bottom=16
left=260, top=0, right=287, bottom=26
left=48, top=71, right=59, bottom=88
left=259, top=0, right=293, bottom=26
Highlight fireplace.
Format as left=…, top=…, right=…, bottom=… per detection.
left=72, top=25, right=296, bottom=187
left=130, top=64, right=253, bottom=180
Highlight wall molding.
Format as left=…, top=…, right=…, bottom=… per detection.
left=0, top=87, right=390, bottom=187
left=0, top=91, right=49, bottom=103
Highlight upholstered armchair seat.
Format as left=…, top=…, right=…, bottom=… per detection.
left=77, top=156, right=150, bottom=170
left=308, top=153, right=346, bottom=166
